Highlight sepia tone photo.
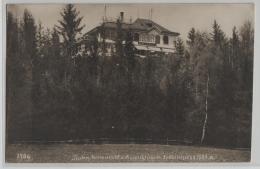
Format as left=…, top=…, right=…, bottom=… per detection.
left=5, top=3, right=254, bottom=163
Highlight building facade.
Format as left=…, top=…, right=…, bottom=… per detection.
left=85, top=12, right=180, bottom=57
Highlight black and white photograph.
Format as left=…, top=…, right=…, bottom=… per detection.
left=5, top=3, right=254, bottom=163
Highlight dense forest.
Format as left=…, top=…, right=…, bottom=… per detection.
left=6, top=4, right=254, bottom=148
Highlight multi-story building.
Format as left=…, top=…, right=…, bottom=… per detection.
left=85, top=12, right=180, bottom=57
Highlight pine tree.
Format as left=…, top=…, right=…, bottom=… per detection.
left=56, top=4, right=85, bottom=87
left=6, top=12, right=23, bottom=142
left=52, top=28, right=61, bottom=57
left=50, top=28, right=62, bottom=84
left=206, top=20, right=236, bottom=146
left=175, top=38, right=185, bottom=57
left=187, top=27, right=196, bottom=47
left=22, top=9, right=37, bottom=140
left=124, top=30, right=136, bottom=72
left=212, top=20, right=222, bottom=45
left=230, top=26, right=239, bottom=70
left=57, top=4, right=85, bottom=52
left=240, top=21, right=254, bottom=93
left=236, top=21, right=254, bottom=147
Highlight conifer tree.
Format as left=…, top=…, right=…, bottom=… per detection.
left=6, top=12, right=22, bottom=141
left=22, top=9, right=37, bottom=139
left=230, top=26, right=239, bottom=70
left=56, top=4, right=85, bottom=87
left=187, top=27, right=196, bottom=47
left=175, top=38, right=185, bottom=57
left=125, top=31, right=136, bottom=72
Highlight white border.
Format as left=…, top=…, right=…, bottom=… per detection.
left=1, top=0, right=259, bottom=168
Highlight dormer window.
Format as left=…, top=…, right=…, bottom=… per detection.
left=163, top=35, right=169, bottom=44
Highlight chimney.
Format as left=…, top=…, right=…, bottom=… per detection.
left=120, top=12, right=124, bottom=22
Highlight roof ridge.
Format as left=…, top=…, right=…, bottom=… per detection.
left=87, top=17, right=180, bottom=36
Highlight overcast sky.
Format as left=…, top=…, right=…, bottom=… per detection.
left=7, top=3, right=254, bottom=40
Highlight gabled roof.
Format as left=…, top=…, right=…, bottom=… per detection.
left=87, top=18, right=179, bottom=36
left=101, top=22, right=132, bottom=30
left=86, top=22, right=131, bottom=35
left=131, top=18, right=179, bottom=36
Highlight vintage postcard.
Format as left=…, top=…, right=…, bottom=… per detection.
left=5, top=3, right=254, bottom=163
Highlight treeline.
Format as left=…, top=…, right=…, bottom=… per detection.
left=6, top=4, right=253, bottom=148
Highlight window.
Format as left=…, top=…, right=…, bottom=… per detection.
left=139, top=34, right=155, bottom=43
left=149, top=35, right=155, bottom=43
left=155, top=35, right=160, bottom=44
left=134, top=33, right=139, bottom=41
left=163, top=35, right=169, bottom=44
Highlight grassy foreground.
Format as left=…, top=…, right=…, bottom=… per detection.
left=5, top=143, right=250, bottom=163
